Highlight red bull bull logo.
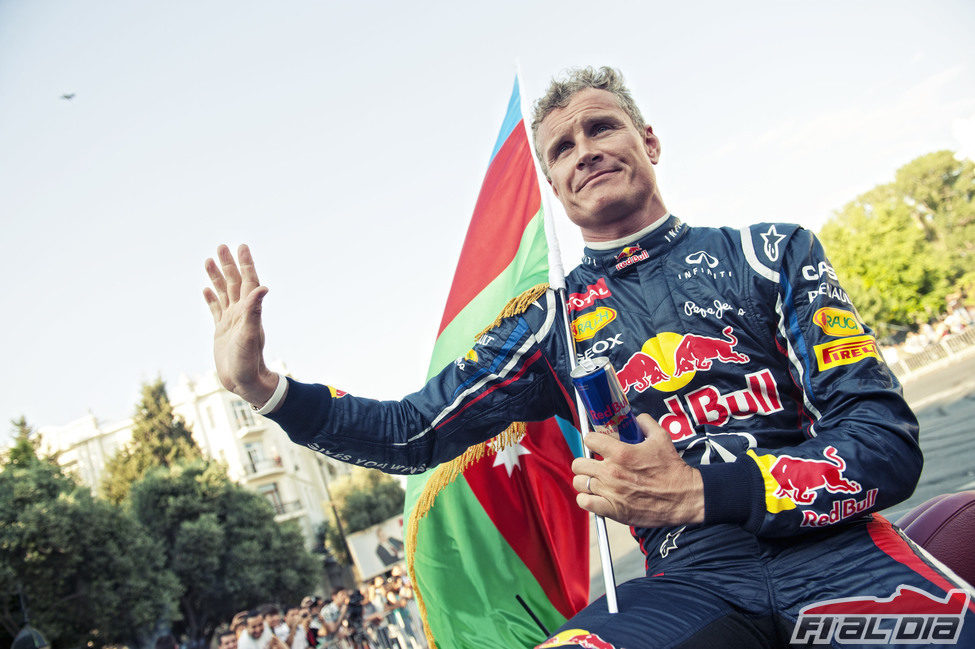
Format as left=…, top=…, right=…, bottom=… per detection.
left=613, top=245, right=649, bottom=271
left=768, top=446, right=861, bottom=505
left=536, top=629, right=617, bottom=649
left=614, top=328, right=750, bottom=394
left=791, top=586, right=970, bottom=644
left=672, top=326, right=749, bottom=376
left=568, top=278, right=612, bottom=312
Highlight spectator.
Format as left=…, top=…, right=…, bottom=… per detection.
left=216, top=628, right=238, bottom=649
left=260, top=604, right=289, bottom=642
left=283, top=607, right=309, bottom=649
left=237, top=610, right=287, bottom=649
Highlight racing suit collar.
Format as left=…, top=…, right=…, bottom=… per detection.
left=581, top=214, right=687, bottom=276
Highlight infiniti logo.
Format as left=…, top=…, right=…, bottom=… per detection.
left=684, top=251, right=719, bottom=268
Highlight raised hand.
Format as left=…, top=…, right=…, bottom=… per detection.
left=571, top=413, right=705, bottom=528
left=203, top=244, right=279, bottom=408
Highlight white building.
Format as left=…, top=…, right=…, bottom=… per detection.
left=38, top=367, right=352, bottom=548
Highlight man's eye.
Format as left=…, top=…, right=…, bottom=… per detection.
left=556, top=142, right=572, bottom=156
left=593, top=123, right=611, bottom=134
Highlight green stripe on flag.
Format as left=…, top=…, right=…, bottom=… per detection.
left=426, top=209, right=549, bottom=376
left=411, top=475, right=564, bottom=648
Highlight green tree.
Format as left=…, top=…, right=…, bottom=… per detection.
left=329, top=468, right=406, bottom=533
left=128, top=461, right=318, bottom=647
left=0, top=418, right=179, bottom=649
left=818, top=151, right=975, bottom=337
left=102, top=378, right=202, bottom=503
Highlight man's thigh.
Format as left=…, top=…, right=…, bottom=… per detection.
left=536, top=575, right=781, bottom=649
left=770, top=515, right=975, bottom=647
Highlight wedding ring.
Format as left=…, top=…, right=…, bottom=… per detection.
left=586, top=475, right=593, bottom=494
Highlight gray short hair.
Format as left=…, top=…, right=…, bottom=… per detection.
left=531, top=66, right=647, bottom=178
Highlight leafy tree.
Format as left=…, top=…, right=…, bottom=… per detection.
left=328, top=468, right=406, bottom=534
left=102, top=378, right=202, bottom=503
left=0, top=418, right=179, bottom=649
left=818, top=151, right=975, bottom=337
left=127, top=461, right=318, bottom=648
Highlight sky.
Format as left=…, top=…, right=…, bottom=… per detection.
left=1, top=0, right=973, bottom=442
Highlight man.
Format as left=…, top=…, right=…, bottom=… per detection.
left=216, top=628, right=238, bottom=649
left=259, top=604, right=289, bottom=643
left=236, top=610, right=287, bottom=649
left=205, top=67, right=973, bottom=647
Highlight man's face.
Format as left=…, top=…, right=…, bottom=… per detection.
left=266, top=611, right=282, bottom=628
left=219, top=634, right=238, bottom=649
left=246, top=615, right=265, bottom=639
left=537, top=88, right=663, bottom=239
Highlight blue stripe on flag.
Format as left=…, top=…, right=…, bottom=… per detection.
left=490, top=78, right=523, bottom=161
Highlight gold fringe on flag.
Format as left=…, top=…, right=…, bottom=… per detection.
left=404, top=283, right=549, bottom=649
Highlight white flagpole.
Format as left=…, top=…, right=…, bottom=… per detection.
left=516, top=64, right=620, bottom=615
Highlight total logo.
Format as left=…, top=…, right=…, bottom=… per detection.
left=613, top=244, right=649, bottom=272
left=567, top=278, right=612, bottom=312
left=536, top=629, right=617, bottom=649
left=616, top=327, right=750, bottom=394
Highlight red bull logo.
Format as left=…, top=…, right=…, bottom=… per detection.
left=672, top=326, right=749, bottom=376
left=614, top=328, right=749, bottom=394
left=536, top=629, right=617, bottom=649
left=327, top=386, right=347, bottom=398
left=568, top=278, right=613, bottom=312
left=769, top=446, right=861, bottom=505
left=791, top=586, right=970, bottom=644
left=613, top=245, right=649, bottom=271
left=658, top=369, right=782, bottom=441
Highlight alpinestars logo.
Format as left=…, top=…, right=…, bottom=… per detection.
left=791, top=585, right=970, bottom=645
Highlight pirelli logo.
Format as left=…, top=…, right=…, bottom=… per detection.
left=814, top=335, right=880, bottom=371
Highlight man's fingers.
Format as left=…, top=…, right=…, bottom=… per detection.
left=238, top=243, right=260, bottom=295
left=203, top=288, right=222, bottom=323
left=241, top=285, right=269, bottom=328
left=218, top=244, right=243, bottom=303
left=205, top=257, right=229, bottom=309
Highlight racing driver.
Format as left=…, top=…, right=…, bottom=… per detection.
left=204, top=67, right=974, bottom=648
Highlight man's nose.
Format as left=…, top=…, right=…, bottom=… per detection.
left=575, top=139, right=602, bottom=168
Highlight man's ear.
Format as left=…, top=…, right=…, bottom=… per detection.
left=644, top=125, right=661, bottom=165
left=548, top=175, right=560, bottom=198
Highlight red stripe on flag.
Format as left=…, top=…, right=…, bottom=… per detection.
left=437, top=123, right=541, bottom=336
left=465, top=418, right=590, bottom=619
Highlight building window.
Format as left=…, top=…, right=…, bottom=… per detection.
left=244, top=442, right=264, bottom=474
left=258, top=483, right=284, bottom=515
left=231, top=399, right=256, bottom=429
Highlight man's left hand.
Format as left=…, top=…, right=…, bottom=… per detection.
left=572, top=413, right=705, bottom=527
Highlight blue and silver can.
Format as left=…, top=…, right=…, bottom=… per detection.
left=570, top=356, right=642, bottom=444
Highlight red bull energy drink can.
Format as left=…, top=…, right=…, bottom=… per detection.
left=570, top=356, right=642, bottom=444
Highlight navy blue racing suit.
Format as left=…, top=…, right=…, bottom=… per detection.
left=269, top=215, right=974, bottom=648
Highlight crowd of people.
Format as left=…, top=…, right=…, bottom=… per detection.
left=206, top=566, right=426, bottom=649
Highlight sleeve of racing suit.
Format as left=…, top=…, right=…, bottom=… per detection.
left=264, top=290, right=576, bottom=475
left=699, top=226, right=922, bottom=536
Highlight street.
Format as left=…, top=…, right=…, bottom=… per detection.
left=589, top=352, right=975, bottom=598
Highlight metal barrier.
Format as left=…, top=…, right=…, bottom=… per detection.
left=886, top=328, right=975, bottom=379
